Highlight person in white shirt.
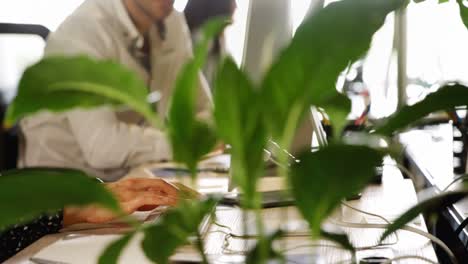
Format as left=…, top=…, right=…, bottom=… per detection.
left=19, top=0, right=212, bottom=181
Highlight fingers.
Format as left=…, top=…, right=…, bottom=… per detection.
left=81, top=192, right=177, bottom=222
left=121, top=193, right=178, bottom=214
left=111, top=178, right=179, bottom=197
left=137, top=205, right=159, bottom=211
left=65, top=182, right=179, bottom=224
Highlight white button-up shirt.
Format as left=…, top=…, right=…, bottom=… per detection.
left=19, top=0, right=211, bottom=181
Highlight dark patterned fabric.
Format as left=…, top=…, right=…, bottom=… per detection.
left=0, top=212, right=63, bottom=262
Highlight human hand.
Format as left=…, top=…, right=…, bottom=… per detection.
left=64, top=178, right=178, bottom=226
left=201, top=142, right=226, bottom=159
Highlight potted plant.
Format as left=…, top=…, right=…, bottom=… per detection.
left=3, top=0, right=468, bottom=263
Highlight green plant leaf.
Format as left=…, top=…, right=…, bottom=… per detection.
left=261, top=0, right=404, bottom=145
left=213, top=58, right=267, bottom=208
left=98, top=232, right=134, bottom=264
left=375, top=84, right=468, bottom=136
left=246, top=230, right=285, bottom=264
left=193, top=18, right=230, bottom=65
left=141, top=197, right=218, bottom=264
left=318, top=93, right=351, bottom=139
left=167, top=19, right=226, bottom=176
left=320, top=229, right=355, bottom=253
left=167, top=59, right=198, bottom=133
left=5, top=56, right=160, bottom=128
left=169, top=104, right=217, bottom=175
left=291, top=144, right=385, bottom=236
left=414, top=0, right=449, bottom=3
left=167, top=60, right=199, bottom=174
left=168, top=18, right=227, bottom=124
left=380, top=190, right=468, bottom=242
left=457, top=0, right=468, bottom=30
left=0, top=168, right=120, bottom=231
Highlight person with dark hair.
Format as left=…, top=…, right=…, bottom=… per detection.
left=184, top=0, right=237, bottom=86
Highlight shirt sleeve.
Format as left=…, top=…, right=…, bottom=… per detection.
left=67, top=107, right=172, bottom=169
left=0, top=212, right=63, bottom=262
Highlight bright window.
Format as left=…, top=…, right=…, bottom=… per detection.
left=291, top=0, right=312, bottom=34
left=406, top=1, right=468, bottom=104
left=0, top=0, right=85, bottom=31
left=224, top=0, right=250, bottom=66
left=0, top=0, right=85, bottom=103
left=174, top=0, right=189, bottom=12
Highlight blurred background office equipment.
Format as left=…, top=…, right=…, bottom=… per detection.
left=1, top=0, right=467, bottom=114
left=242, top=0, right=292, bottom=83
left=0, top=23, right=49, bottom=170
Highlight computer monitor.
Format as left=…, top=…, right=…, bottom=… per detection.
left=241, top=0, right=327, bottom=151
left=226, top=106, right=328, bottom=191
left=226, top=0, right=328, bottom=191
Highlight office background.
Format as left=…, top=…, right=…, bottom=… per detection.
left=1, top=0, right=468, bottom=113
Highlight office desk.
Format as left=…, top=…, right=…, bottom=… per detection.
left=7, top=159, right=437, bottom=263
left=400, top=123, right=468, bottom=249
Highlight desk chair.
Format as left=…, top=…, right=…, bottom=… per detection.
left=0, top=23, right=49, bottom=40
left=0, top=23, right=50, bottom=170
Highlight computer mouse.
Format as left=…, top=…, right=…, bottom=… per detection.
left=359, top=256, right=391, bottom=264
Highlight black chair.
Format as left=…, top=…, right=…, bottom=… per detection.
left=0, top=23, right=49, bottom=40
left=0, top=23, right=50, bottom=170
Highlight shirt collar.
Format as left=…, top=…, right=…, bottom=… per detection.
left=112, top=0, right=144, bottom=49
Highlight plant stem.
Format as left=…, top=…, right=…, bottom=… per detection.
left=231, top=158, right=251, bottom=254
left=276, top=149, right=289, bottom=264
left=189, top=162, right=206, bottom=263
left=233, top=155, right=268, bottom=263
left=280, top=102, right=304, bottom=157
left=242, top=208, right=248, bottom=250
left=254, top=201, right=267, bottom=264
left=191, top=171, right=197, bottom=190
left=196, top=230, right=210, bottom=264
left=275, top=102, right=304, bottom=264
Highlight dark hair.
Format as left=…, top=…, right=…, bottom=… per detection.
left=184, top=0, right=235, bottom=54
left=184, top=0, right=235, bottom=31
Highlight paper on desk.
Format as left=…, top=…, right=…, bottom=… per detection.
left=48, top=204, right=207, bottom=262
left=340, top=182, right=422, bottom=226
left=33, top=233, right=203, bottom=264
left=34, top=234, right=142, bottom=264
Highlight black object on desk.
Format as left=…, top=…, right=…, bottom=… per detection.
left=371, top=165, right=384, bottom=184
left=359, top=256, right=391, bottom=264
left=221, top=190, right=295, bottom=208
left=151, top=167, right=229, bottom=178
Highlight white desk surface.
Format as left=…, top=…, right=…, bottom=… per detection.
left=400, top=123, right=468, bottom=248
left=7, top=158, right=438, bottom=264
